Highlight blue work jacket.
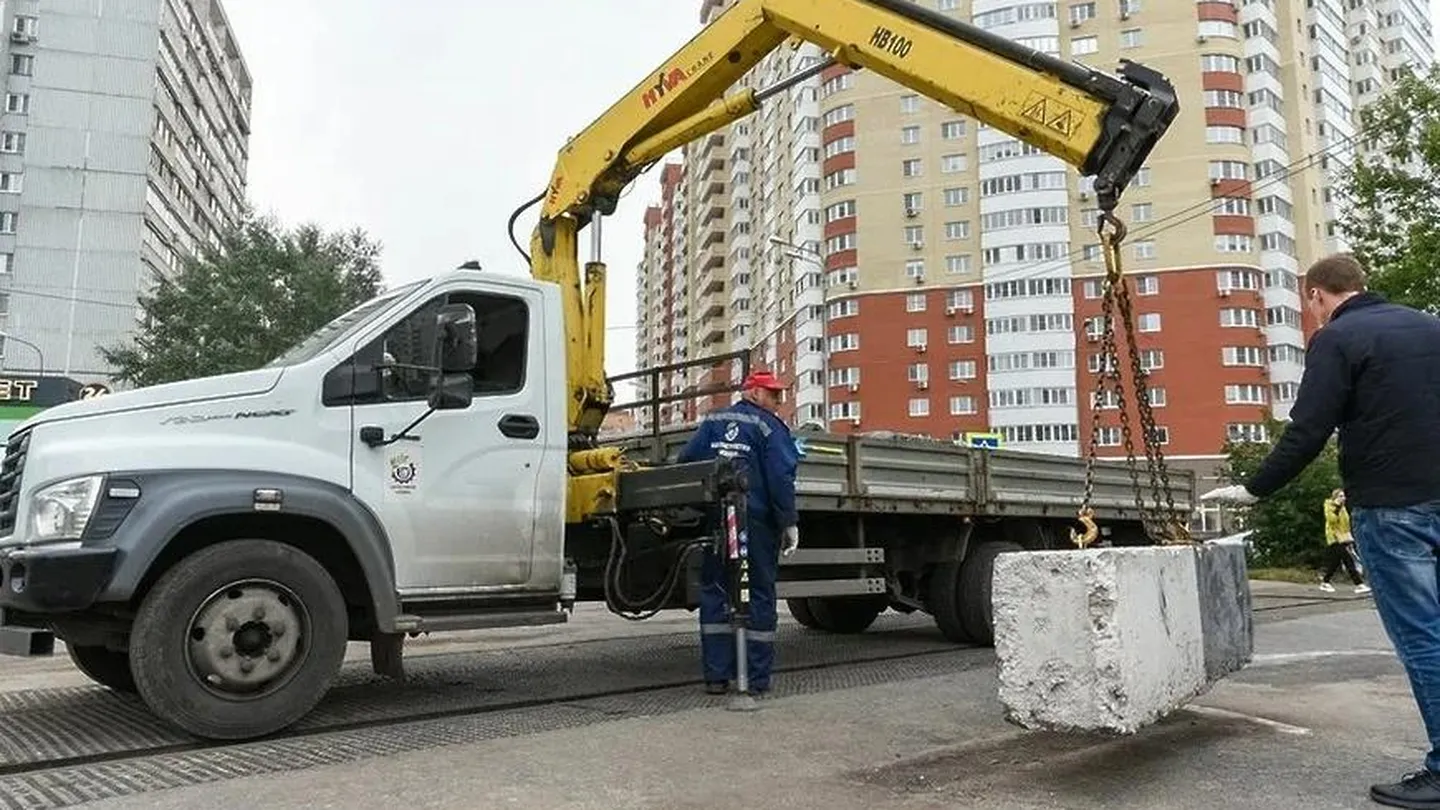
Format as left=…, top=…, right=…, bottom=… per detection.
left=677, top=400, right=799, bottom=532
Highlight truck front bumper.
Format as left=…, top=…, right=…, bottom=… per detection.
left=0, top=544, right=117, bottom=613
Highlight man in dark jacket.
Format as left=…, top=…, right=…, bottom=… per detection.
left=1203, top=253, right=1440, bottom=808
left=678, top=369, right=799, bottom=698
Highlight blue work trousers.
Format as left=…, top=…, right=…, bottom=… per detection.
left=1353, top=501, right=1440, bottom=773
left=698, top=523, right=779, bottom=692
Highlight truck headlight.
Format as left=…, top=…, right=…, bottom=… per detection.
left=30, top=475, right=104, bottom=541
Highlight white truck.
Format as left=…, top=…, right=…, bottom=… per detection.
left=0, top=0, right=1192, bottom=741
left=0, top=267, right=1193, bottom=741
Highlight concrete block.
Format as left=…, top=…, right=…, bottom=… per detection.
left=992, top=543, right=1252, bottom=734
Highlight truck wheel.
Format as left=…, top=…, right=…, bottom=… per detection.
left=129, top=539, right=348, bottom=740
left=927, top=540, right=1024, bottom=646
left=957, top=540, right=1024, bottom=646
left=805, top=596, right=886, bottom=634
left=785, top=598, right=823, bottom=629
left=67, top=644, right=137, bottom=693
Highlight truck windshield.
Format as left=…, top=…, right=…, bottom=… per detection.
left=266, top=280, right=426, bottom=368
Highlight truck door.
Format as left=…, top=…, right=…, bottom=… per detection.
left=326, top=286, right=548, bottom=593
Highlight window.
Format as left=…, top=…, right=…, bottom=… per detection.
left=824, top=168, right=856, bottom=189
left=1222, top=346, right=1265, bottom=366
left=938, top=0, right=958, bottom=8
left=825, top=200, right=857, bottom=222
left=323, top=291, right=530, bottom=406
left=906, top=292, right=927, bottom=312
left=1228, top=423, right=1268, bottom=443
left=0, top=212, right=17, bottom=233
left=826, top=233, right=856, bottom=253
left=903, top=225, right=924, bottom=244
left=1220, top=307, right=1260, bottom=327
left=10, top=55, right=32, bottom=77
left=945, top=254, right=971, bottom=274
left=4, top=93, right=28, bottom=114
left=829, top=299, right=859, bottom=319
left=0, top=132, right=24, bottom=155
left=1119, top=0, right=1140, bottom=13
left=941, top=120, right=966, bottom=139
left=902, top=192, right=922, bottom=213
left=1131, top=203, right=1153, bottom=222
left=1132, top=240, right=1155, bottom=260
left=1071, top=36, right=1098, bottom=55
left=943, top=187, right=969, bottom=206
left=900, top=94, right=920, bottom=113
left=941, top=154, right=967, bottom=173
left=949, top=360, right=978, bottom=380
left=1201, top=53, right=1241, bottom=73
left=909, top=398, right=930, bottom=417
left=1136, top=275, right=1158, bottom=295
left=1197, top=20, right=1238, bottom=38
left=1120, top=28, right=1143, bottom=48
left=907, top=328, right=928, bottom=348
left=1204, top=90, right=1245, bottom=108
left=1070, top=2, right=1096, bottom=24
left=902, top=158, right=923, bottom=177
left=1140, top=349, right=1163, bottom=370
left=12, top=16, right=36, bottom=37
left=830, top=333, right=860, bottom=352
left=1225, top=384, right=1267, bottom=404
left=948, top=325, right=974, bottom=343
left=901, top=125, right=921, bottom=144
left=950, top=395, right=976, bottom=415
left=0, top=253, right=11, bottom=274
left=823, top=136, right=856, bottom=158
left=1206, top=126, right=1245, bottom=144
left=0, top=173, right=21, bottom=193
left=944, top=221, right=970, bottom=240
left=908, top=363, right=929, bottom=382
left=1138, top=313, right=1161, bottom=332
left=906, top=259, right=925, bottom=279
left=822, top=105, right=855, bottom=126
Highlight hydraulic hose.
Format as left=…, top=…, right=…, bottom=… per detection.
left=507, top=191, right=546, bottom=265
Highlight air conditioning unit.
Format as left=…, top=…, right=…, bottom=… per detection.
left=1196, top=35, right=1208, bottom=43
left=849, top=383, right=860, bottom=393
left=914, top=344, right=928, bottom=353
left=916, top=380, right=929, bottom=390
left=945, top=306, right=957, bottom=317
left=913, top=274, right=925, bottom=284
left=1069, top=18, right=1082, bottom=27
left=9, top=31, right=34, bottom=44
left=905, top=208, right=919, bottom=218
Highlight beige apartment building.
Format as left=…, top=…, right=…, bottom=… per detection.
left=635, top=0, right=1432, bottom=529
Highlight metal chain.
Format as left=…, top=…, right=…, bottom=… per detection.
left=1073, top=213, right=1192, bottom=547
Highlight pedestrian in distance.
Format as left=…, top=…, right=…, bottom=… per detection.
left=1201, top=253, right=1440, bottom=809
left=677, top=369, right=800, bottom=700
left=1320, top=488, right=1369, bottom=595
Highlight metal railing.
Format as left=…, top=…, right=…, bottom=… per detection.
left=606, top=350, right=752, bottom=464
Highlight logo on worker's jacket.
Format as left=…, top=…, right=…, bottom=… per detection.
left=724, top=422, right=740, bottom=442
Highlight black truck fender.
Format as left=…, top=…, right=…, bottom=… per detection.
left=92, top=470, right=400, bottom=631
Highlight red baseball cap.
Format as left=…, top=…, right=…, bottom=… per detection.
left=742, top=370, right=785, bottom=392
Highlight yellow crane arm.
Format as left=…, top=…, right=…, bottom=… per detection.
left=522, top=0, right=1180, bottom=452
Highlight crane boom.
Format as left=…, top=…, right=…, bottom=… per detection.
left=520, top=0, right=1180, bottom=510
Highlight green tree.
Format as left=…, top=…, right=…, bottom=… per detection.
left=1218, top=418, right=1341, bottom=569
left=103, top=214, right=383, bottom=387
left=1337, top=63, right=1440, bottom=313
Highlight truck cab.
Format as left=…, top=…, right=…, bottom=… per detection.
left=0, top=270, right=574, bottom=739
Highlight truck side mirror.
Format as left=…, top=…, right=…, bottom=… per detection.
left=429, top=372, right=473, bottom=410
left=433, top=303, right=477, bottom=373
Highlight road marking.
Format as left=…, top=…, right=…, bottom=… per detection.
left=1250, top=650, right=1394, bottom=666
left=1187, top=705, right=1312, bottom=735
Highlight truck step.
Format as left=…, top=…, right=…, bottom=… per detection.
left=779, top=547, right=884, bottom=566
left=0, top=625, right=54, bottom=656
left=776, top=577, right=887, bottom=599
left=394, top=608, right=569, bottom=633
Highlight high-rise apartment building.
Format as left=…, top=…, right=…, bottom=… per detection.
left=636, top=0, right=1432, bottom=519
left=0, top=0, right=249, bottom=383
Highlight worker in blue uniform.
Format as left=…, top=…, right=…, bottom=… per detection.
left=678, top=369, right=800, bottom=697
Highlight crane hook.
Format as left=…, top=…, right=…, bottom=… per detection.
left=1069, top=506, right=1099, bottom=549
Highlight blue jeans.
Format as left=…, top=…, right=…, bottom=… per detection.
left=1352, top=502, right=1440, bottom=773
left=697, top=523, right=779, bottom=692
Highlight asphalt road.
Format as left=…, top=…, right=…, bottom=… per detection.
left=0, top=589, right=1398, bottom=810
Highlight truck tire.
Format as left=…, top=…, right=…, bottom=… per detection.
left=129, top=539, right=349, bottom=740
left=785, top=598, right=823, bottom=629
left=927, top=540, right=1024, bottom=646
left=67, top=644, right=137, bottom=693
left=805, top=596, right=886, bottom=634
left=957, top=540, right=1024, bottom=646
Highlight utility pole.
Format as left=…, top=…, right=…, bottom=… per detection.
left=768, top=237, right=828, bottom=430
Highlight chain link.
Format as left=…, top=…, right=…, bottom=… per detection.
left=1074, top=212, right=1192, bottom=547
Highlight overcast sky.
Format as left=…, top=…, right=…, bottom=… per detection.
left=223, top=1, right=1440, bottom=379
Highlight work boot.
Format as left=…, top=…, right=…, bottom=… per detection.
left=1371, top=770, right=1440, bottom=808
left=704, top=681, right=728, bottom=695
left=1357, top=584, right=1372, bottom=595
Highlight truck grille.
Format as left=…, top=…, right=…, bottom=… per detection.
left=0, top=429, right=30, bottom=535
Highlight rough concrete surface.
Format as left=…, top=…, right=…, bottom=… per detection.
left=64, top=604, right=1426, bottom=810
left=993, top=544, right=1252, bottom=734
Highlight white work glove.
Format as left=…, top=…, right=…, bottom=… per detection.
left=782, top=526, right=799, bottom=557
left=1199, top=484, right=1259, bottom=506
